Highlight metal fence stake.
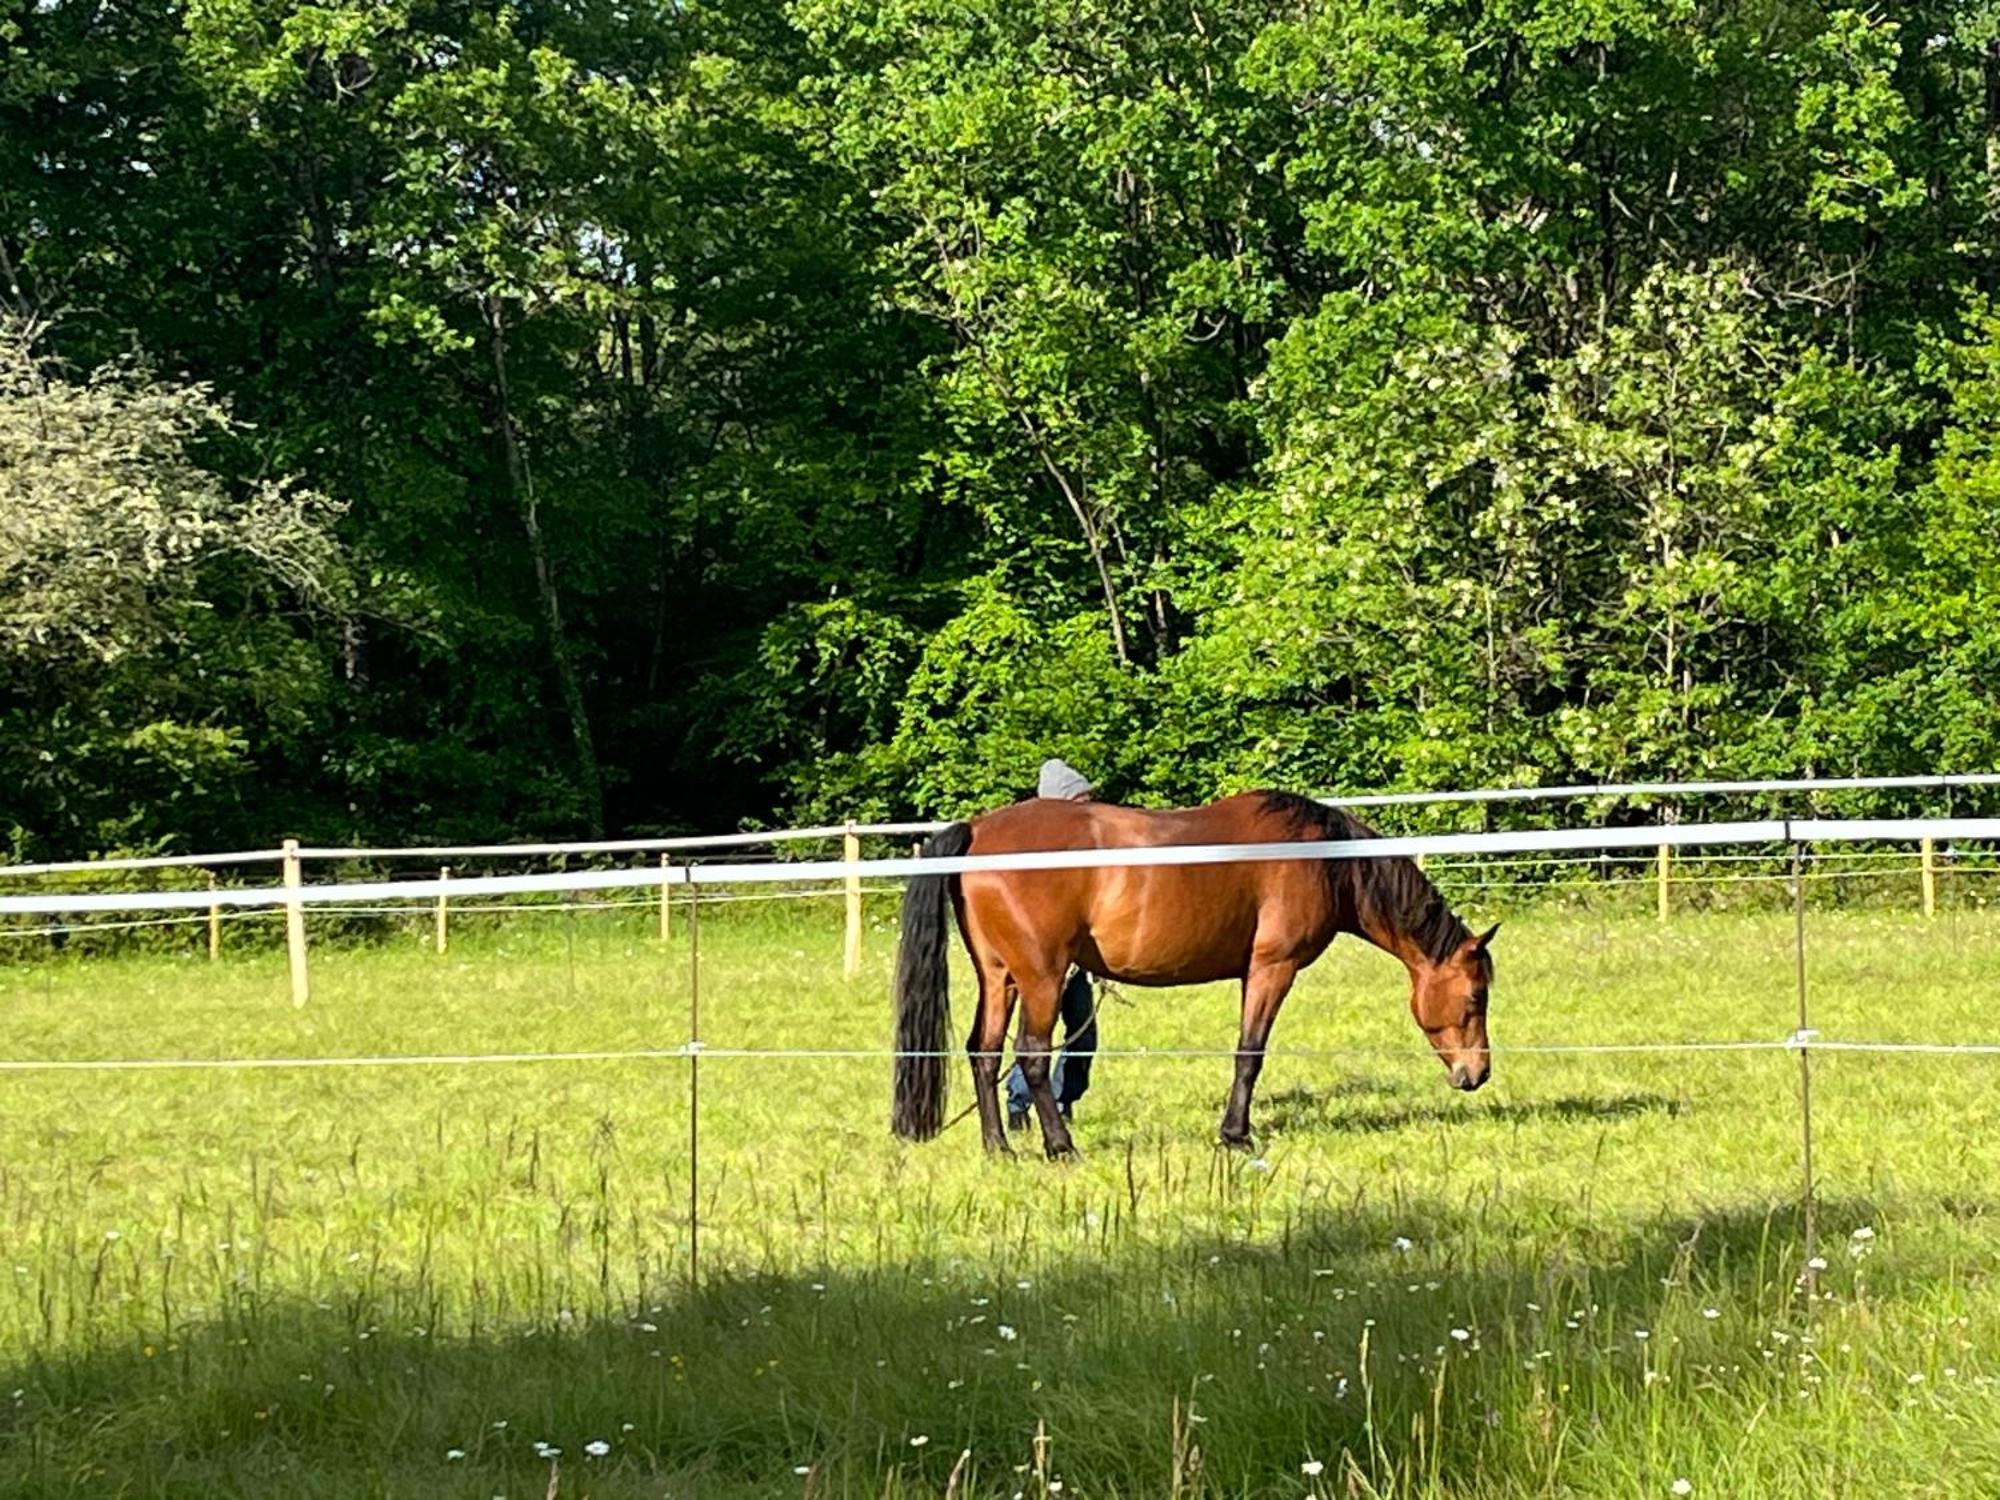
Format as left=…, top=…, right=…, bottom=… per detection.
left=1792, top=840, right=1818, bottom=1296
left=688, top=866, right=701, bottom=1292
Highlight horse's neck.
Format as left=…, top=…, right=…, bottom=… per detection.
left=1350, top=911, right=1429, bottom=974
left=1343, top=861, right=1456, bottom=975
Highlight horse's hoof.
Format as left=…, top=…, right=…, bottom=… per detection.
left=1044, top=1141, right=1078, bottom=1162
left=983, top=1135, right=1014, bottom=1156
left=1217, top=1129, right=1253, bottom=1152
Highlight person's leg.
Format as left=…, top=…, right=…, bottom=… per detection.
left=1004, top=1061, right=1030, bottom=1126
left=1055, top=968, right=1096, bottom=1113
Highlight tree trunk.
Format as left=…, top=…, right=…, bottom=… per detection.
left=484, top=294, right=607, bottom=836
left=1034, top=440, right=1131, bottom=667
left=932, top=244, right=1131, bottom=666
left=982, top=359, right=1131, bottom=666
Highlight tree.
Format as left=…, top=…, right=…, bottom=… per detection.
left=0, top=314, right=347, bottom=854
left=0, top=316, right=345, bottom=663
left=7, top=0, right=2000, bottom=855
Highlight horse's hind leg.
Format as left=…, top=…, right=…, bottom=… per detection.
left=1015, top=970, right=1077, bottom=1159
left=967, top=959, right=1016, bottom=1154
left=1221, top=960, right=1300, bottom=1148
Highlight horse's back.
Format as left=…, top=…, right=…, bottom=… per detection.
left=958, top=794, right=1338, bottom=986
left=965, top=792, right=1287, bottom=849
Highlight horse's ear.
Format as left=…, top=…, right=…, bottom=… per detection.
left=1472, top=922, right=1501, bottom=951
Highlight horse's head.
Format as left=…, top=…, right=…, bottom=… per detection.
left=1410, top=923, right=1497, bottom=1091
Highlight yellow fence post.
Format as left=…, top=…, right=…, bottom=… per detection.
left=843, top=822, right=862, bottom=981
left=1920, top=836, right=1936, bottom=919
left=207, top=872, right=221, bottom=962
left=1656, top=843, right=1671, bottom=922
left=659, top=853, right=672, bottom=942
left=282, top=838, right=310, bottom=1006
left=435, top=866, right=450, bottom=954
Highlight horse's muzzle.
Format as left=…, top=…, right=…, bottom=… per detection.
left=1449, top=1062, right=1488, bottom=1092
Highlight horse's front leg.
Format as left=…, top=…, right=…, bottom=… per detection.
left=1221, top=960, right=1299, bottom=1148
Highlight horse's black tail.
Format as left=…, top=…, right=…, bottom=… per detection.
left=892, top=821, right=973, bottom=1141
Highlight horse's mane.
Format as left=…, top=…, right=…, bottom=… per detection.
left=1257, top=791, right=1471, bottom=964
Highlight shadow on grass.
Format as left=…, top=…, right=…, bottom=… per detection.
left=0, top=1190, right=1969, bottom=1500
left=1258, top=1084, right=1684, bottom=1137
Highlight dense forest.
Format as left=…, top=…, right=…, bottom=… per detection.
left=4, top=0, right=2000, bottom=857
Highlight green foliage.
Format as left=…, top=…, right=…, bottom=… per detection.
left=5, top=0, right=2000, bottom=856
left=864, top=579, right=1153, bottom=816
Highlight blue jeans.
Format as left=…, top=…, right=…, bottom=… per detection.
left=1005, top=969, right=1097, bottom=1116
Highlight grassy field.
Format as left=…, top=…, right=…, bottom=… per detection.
left=0, top=886, right=1996, bottom=1497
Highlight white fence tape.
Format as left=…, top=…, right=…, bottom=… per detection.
left=0, top=848, right=283, bottom=878
left=297, top=825, right=867, bottom=860
left=0, top=1036, right=1994, bottom=1074
left=2, top=816, right=1998, bottom=916
left=1320, top=772, right=2000, bottom=808
left=6, top=773, right=1994, bottom=878
left=294, top=821, right=954, bottom=861
left=262, top=775, right=2000, bottom=859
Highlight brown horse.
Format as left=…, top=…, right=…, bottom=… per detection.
left=891, top=791, right=1496, bottom=1157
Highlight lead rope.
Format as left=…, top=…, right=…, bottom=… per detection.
left=937, top=977, right=1123, bottom=1135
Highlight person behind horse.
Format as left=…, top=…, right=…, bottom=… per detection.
left=1005, top=758, right=1099, bottom=1131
